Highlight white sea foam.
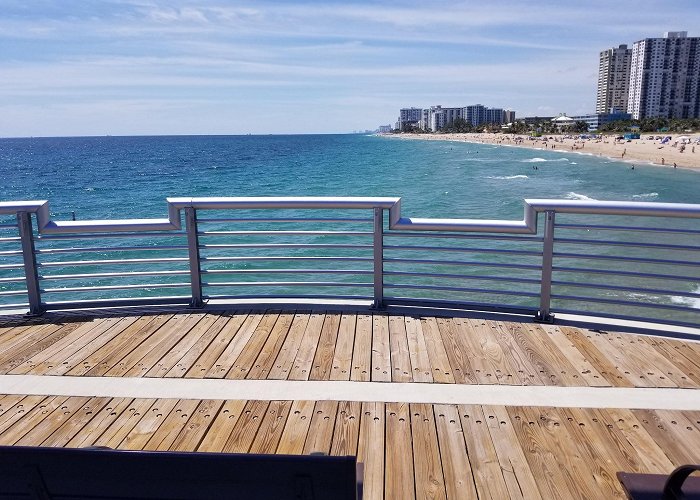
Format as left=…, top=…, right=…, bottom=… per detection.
left=485, top=175, right=529, bottom=180
left=632, top=192, right=658, bottom=199
left=521, top=157, right=569, bottom=163
left=565, top=192, right=596, bottom=200
left=670, top=286, right=700, bottom=309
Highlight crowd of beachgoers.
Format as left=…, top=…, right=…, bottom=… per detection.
left=390, top=132, right=700, bottom=170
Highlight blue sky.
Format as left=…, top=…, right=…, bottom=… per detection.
left=2, top=0, right=699, bottom=136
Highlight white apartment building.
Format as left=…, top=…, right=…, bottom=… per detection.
left=596, top=44, right=632, bottom=114
left=628, top=32, right=700, bottom=119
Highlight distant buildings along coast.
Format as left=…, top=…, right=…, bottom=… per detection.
left=395, top=104, right=515, bottom=132
left=379, top=30, right=698, bottom=134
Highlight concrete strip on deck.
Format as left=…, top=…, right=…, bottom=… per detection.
left=1, top=374, right=699, bottom=410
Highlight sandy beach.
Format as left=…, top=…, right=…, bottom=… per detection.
left=390, top=132, right=700, bottom=170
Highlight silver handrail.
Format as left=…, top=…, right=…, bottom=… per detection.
left=1, top=197, right=699, bottom=327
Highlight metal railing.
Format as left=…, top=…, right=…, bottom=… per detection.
left=0, top=197, right=699, bottom=328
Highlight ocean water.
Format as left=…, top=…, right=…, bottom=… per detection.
left=1, top=134, right=699, bottom=323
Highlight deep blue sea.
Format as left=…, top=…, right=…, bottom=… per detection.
left=1, top=134, right=699, bottom=322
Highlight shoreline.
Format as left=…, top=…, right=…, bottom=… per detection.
left=385, top=132, right=700, bottom=171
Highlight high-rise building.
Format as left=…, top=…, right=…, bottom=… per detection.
left=397, top=108, right=423, bottom=130
left=596, top=44, right=632, bottom=114
left=627, top=32, right=700, bottom=119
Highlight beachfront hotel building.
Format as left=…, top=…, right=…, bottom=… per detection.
left=596, top=44, right=632, bottom=114
left=627, top=31, right=700, bottom=119
left=397, top=107, right=423, bottom=130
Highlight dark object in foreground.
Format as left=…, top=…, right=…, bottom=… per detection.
left=618, top=465, right=700, bottom=499
left=0, top=445, right=362, bottom=499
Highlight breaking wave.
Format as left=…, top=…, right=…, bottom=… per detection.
left=670, top=286, right=700, bottom=309
left=485, top=175, right=529, bottom=180
left=631, top=192, right=659, bottom=199
left=521, top=157, right=570, bottom=163
left=565, top=192, right=596, bottom=200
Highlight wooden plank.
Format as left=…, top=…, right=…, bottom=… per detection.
left=409, top=403, right=446, bottom=500
left=39, top=397, right=112, bottom=447
left=204, top=312, right=265, bottom=378
left=303, top=400, right=338, bottom=455
left=145, top=399, right=202, bottom=451
left=435, top=317, right=479, bottom=384
left=288, top=312, right=326, bottom=380
left=329, top=313, right=356, bottom=381
left=357, top=402, right=385, bottom=500
left=499, top=323, right=561, bottom=385
left=119, top=398, right=180, bottom=450
left=404, top=316, right=434, bottom=383
left=66, top=398, right=135, bottom=448
left=350, top=314, right=372, bottom=382
left=40, top=317, right=142, bottom=376
left=330, top=401, right=361, bottom=456
left=0, top=395, right=52, bottom=436
left=76, top=314, right=174, bottom=376
left=246, top=312, right=295, bottom=379
left=389, top=315, right=413, bottom=382
left=121, top=315, right=207, bottom=377
left=276, top=400, right=315, bottom=454
left=461, top=318, right=524, bottom=385
left=92, top=398, right=158, bottom=449
left=249, top=400, right=292, bottom=454
left=506, top=405, right=580, bottom=499
left=0, top=322, right=82, bottom=371
left=0, top=395, right=29, bottom=418
left=538, top=324, right=611, bottom=387
left=661, top=338, right=700, bottom=375
left=222, top=400, right=270, bottom=453
left=164, top=315, right=231, bottom=378
left=459, top=405, right=512, bottom=499
left=556, top=407, right=629, bottom=498
left=169, top=399, right=224, bottom=451
left=652, top=410, right=700, bottom=459
left=433, top=404, right=478, bottom=500
left=371, top=314, right=392, bottom=382
left=559, top=326, right=635, bottom=387
left=601, top=332, right=684, bottom=388
left=14, top=396, right=92, bottom=446
left=227, top=312, right=281, bottom=379
left=605, top=408, right=675, bottom=473
left=146, top=314, right=227, bottom=377
left=420, top=317, right=455, bottom=384
left=310, top=313, right=342, bottom=380
left=520, top=406, right=602, bottom=499
left=267, top=312, right=311, bottom=380
left=186, top=312, right=250, bottom=378
left=0, top=396, right=69, bottom=445
left=582, top=408, right=651, bottom=472
left=6, top=317, right=125, bottom=374
left=482, top=405, right=542, bottom=499
left=196, top=400, right=248, bottom=452
left=491, top=321, right=545, bottom=386
left=644, top=337, right=700, bottom=386
left=385, top=402, right=415, bottom=500
left=517, top=323, right=591, bottom=386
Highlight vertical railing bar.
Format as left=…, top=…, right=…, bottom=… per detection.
left=185, top=207, right=204, bottom=308
left=372, top=207, right=384, bottom=309
left=17, top=212, right=44, bottom=315
left=536, top=210, right=555, bottom=323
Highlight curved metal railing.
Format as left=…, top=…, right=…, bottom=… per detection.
left=0, top=197, right=699, bottom=328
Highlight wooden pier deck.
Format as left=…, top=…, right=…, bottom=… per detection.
left=1, top=308, right=699, bottom=498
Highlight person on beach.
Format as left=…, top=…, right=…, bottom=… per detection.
left=674, top=163, right=677, bottom=168
left=661, top=158, right=665, bottom=165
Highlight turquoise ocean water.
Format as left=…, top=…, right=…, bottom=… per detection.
left=1, top=134, right=699, bottom=322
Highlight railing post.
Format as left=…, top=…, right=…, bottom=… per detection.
left=185, top=207, right=204, bottom=308
left=536, top=210, right=555, bottom=323
left=372, top=207, right=384, bottom=309
left=16, top=212, right=44, bottom=315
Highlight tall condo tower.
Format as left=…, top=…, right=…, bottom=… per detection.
left=596, top=44, right=632, bottom=114
left=628, top=31, right=700, bottom=119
